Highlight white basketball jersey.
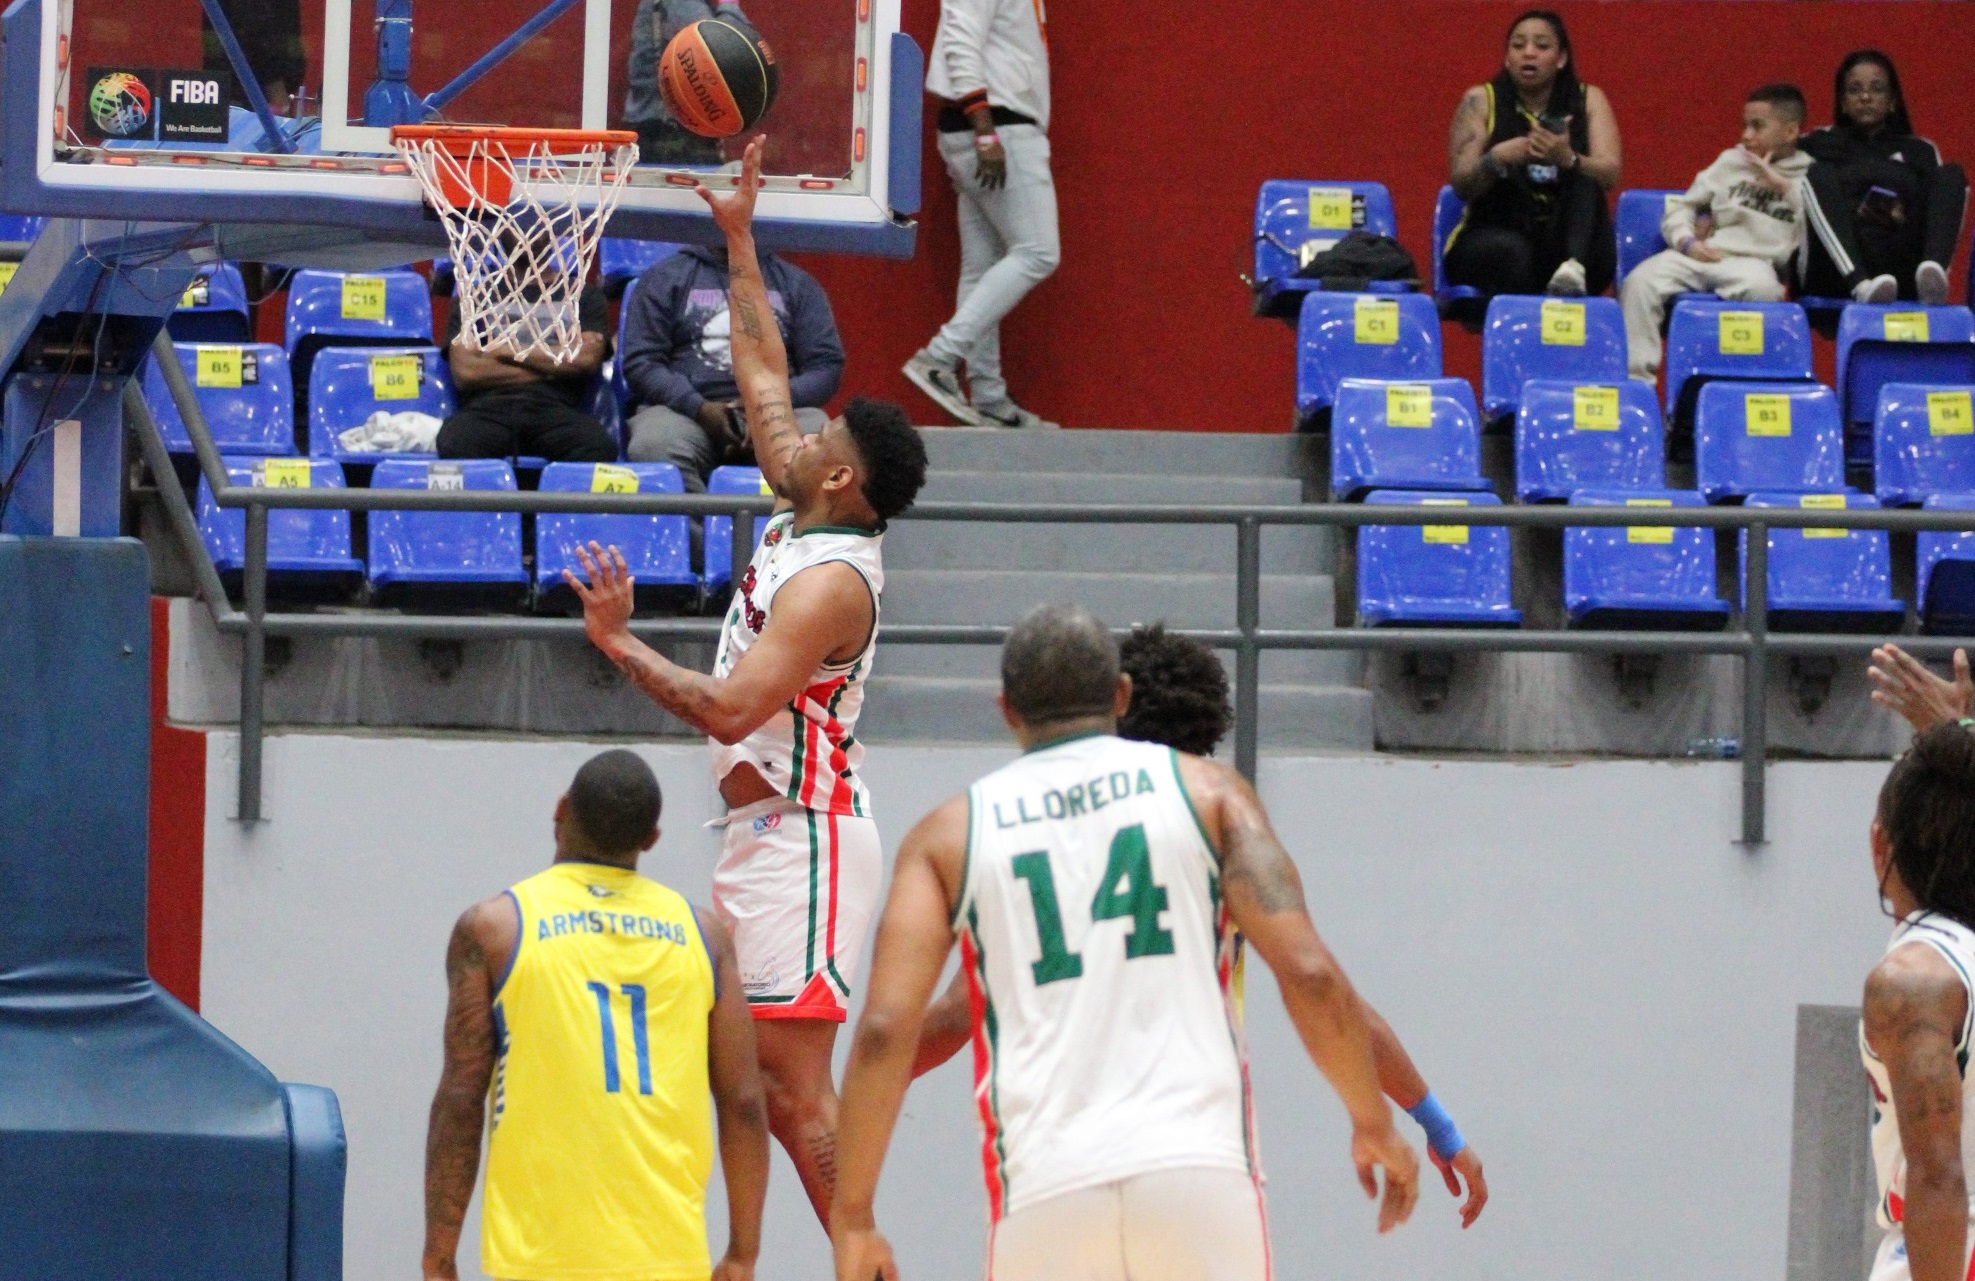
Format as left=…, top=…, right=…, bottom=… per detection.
left=711, top=511, right=883, bottom=817
left=955, top=734, right=1254, bottom=1220
left=1861, top=911, right=1975, bottom=1230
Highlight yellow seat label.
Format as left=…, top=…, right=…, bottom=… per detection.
left=758, top=475, right=774, bottom=496
left=1745, top=393, right=1791, bottom=437
left=591, top=463, right=641, bottom=494
left=196, top=346, right=244, bottom=388
left=1354, top=298, right=1399, bottom=345
left=340, top=275, right=387, bottom=322
left=1624, top=496, right=1674, bottom=544
left=0, top=262, right=18, bottom=295
left=1420, top=497, right=1469, bottom=545
left=1884, top=311, right=1930, bottom=342
left=1573, top=385, right=1620, bottom=431
left=1540, top=300, right=1586, bottom=346
left=258, top=458, right=312, bottom=489
left=1719, top=311, right=1765, bottom=355
left=1307, top=187, right=1353, bottom=230
left=369, top=354, right=422, bottom=401
left=1385, top=384, right=1433, bottom=427
left=1928, top=390, right=1974, bottom=436
left=180, top=276, right=209, bottom=309
left=1800, top=492, right=1849, bottom=539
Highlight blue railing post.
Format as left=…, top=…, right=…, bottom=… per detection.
left=363, top=0, right=423, bottom=127
left=239, top=500, right=268, bottom=824
left=1742, top=522, right=1768, bottom=847
left=1235, top=516, right=1261, bottom=782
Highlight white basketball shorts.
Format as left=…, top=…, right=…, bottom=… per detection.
left=710, top=797, right=881, bottom=1022
left=987, top=1166, right=1271, bottom=1281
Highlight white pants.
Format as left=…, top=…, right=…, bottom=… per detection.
left=1619, top=249, right=1787, bottom=382
left=987, top=1166, right=1270, bottom=1281
left=927, top=124, right=1061, bottom=408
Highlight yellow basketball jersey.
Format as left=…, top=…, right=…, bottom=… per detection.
left=481, top=861, right=716, bottom=1281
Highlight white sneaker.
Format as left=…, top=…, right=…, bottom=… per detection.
left=902, top=350, right=984, bottom=425
left=1853, top=274, right=1899, bottom=304
left=1917, top=260, right=1950, bottom=306
left=975, top=399, right=1060, bottom=430
left=1546, top=259, right=1587, bottom=296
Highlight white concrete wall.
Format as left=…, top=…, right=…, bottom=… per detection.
left=200, top=735, right=1896, bottom=1281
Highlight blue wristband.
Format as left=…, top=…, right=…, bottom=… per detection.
left=1405, top=1091, right=1466, bottom=1162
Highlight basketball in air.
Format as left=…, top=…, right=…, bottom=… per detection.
left=658, top=18, right=779, bottom=139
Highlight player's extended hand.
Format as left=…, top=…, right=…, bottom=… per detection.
left=697, top=136, right=766, bottom=240
left=566, top=541, right=636, bottom=655
left=710, top=1249, right=756, bottom=1281
left=1869, top=643, right=1973, bottom=733
left=833, top=1225, right=899, bottom=1281
left=1432, top=1144, right=1489, bottom=1229
left=1351, top=1117, right=1420, bottom=1234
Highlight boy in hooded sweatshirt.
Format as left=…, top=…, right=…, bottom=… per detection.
left=1621, top=84, right=1813, bottom=382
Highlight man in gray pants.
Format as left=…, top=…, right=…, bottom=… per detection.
left=903, top=0, right=1060, bottom=430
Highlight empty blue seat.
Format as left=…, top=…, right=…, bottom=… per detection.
left=1431, top=186, right=1482, bottom=316
left=1694, top=381, right=1843, bottom=503
left=366, top=458, right=528, bottom=610
left=284, top=269, right=435, bottom=391
left=1480, top=295, right=1627, bottom=421
left=1741, top=490, right=1906, bottom=632
left=535, top=462, right=697, bottom=613
left=166, top=263, right=252, bottom=343
left=1614, top=189, right=1685, bottom=288
left=1875, top=383, right=1975, bottom=506
left=1515, top=379, right=1665, bottom=501
left=141, top=342, right=296, bottom=455
left=306, top=346, right=456, bottom=458
left=1564, top=488, right=1728, bottom=630
left=704, top=465, right=773, bottom=592
left=194, top=457, right=361, bottom=603
left=0, top=213, right=43, bottom=245
left=1664, top=298, right=1814, bottom=427
left=600, top=238, right=684, bottom=298
left=1330, top=377, right=1484, bottom=500
left=1357, top=489, right=1521, bottom=627
left=1835, top=304, right=1975, bottom=463
left=1251, top=181, right=1400, bottom=320
left=1917, top=493, right=1975, bottom=634
left=1295, top=292, right=1442, bottom=425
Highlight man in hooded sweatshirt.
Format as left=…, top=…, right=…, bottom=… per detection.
left=1620, top=83, right=1813, bottom=383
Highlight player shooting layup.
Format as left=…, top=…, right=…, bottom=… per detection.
left=830, top=605, right=1420, bottom=1281
left=567, top=137, right=929, bottom=1226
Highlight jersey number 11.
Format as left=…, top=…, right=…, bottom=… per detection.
left=587, top=981, right=654, bottom=1094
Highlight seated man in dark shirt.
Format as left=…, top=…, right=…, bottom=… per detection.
left=435, top=284, right=618, bottom=463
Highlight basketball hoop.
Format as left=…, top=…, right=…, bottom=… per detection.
left=391, top=124, right=640, bottom=364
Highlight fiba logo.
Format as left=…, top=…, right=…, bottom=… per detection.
left=88, top=72, right=152, bottom=138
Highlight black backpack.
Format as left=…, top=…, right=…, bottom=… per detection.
left=1293, top=231, right=1420, bottom=290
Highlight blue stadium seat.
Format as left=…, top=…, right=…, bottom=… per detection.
left=704, top=465, right=773, bottom=593
left=1614, top=189, right=1685, bottom=288
left=1330, top=377, right=1484, bottom=501
left=1357, top=489, right=1521, bottom=627
left=306, top=346, right=456, bottom=458
left=1251, top=180, right=1401, bottom=320
left=284, top=269, right=435, bottom=392
left=1514, top=379, right=1665, bottom=502
left=1917, top=493, right=1975, bottom=634
left=600, top=238, right=684, bottom=299
left=1875, top=383, right=1975, bottom=507
left=1431, top=186, right=1482, bottom=317
left=0, top=213, right=44, bottom=245
left=1835, top=304, right=1975, bottom=464
left=366, top=458, right=528, bottom=610
left=1295, top=292, right=1442, bottom=426
left=165, top=263, right=252, bottom=343
left=535, top=462, right=698, bottom=613
left=1664, top=298, right=1814, bottom=429
left=194, top=457, right=361, bottom=604
left=1564, top=488, right=1729, bottom=630
left=1480, top=295, right=1627, bottom=422
left=141, top=342, right=297, bottom=455
left=1741, top=490, right=1906, bottom=632
left=1694, top=381, right=1843, bottom=503
left=611, top=277, right=641, bottom=420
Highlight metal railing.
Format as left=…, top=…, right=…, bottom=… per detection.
left=136, top=332, right=1975, bottom=843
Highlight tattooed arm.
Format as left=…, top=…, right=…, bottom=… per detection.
left=421, top=896, right=516, bottom=1280
left=1865, top=942, right=1971, bottom=1281
left=1448, top=85, right=1499, bottom=201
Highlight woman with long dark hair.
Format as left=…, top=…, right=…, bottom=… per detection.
left=1444, top=9, right=1621, bottom=308
left=1801, top=50, right=1968, bottom=305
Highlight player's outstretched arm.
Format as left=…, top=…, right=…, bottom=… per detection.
left=1361, top=999, right=1487, bottom=1227
left=700, top=908, right=769, bottom=1281
left=833, top=796, right=970, bottom=1281
left=1870, top=644, right=1973, bottom=735
left=421, top=898, right=511, bottom=1280
left=1865, top=943, right=1971, bottom=1281
left=697, top=137, right=801, bottom=502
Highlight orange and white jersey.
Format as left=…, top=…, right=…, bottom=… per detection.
left=711, top=510, right=882, bottom=817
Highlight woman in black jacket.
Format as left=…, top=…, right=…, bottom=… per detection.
left=1801, top=50, right=1968, bottom=305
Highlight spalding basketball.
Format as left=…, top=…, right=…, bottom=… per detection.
left=659, top=18, right=778, bottom=139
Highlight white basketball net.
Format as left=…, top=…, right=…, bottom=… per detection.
left=395, top=133, right=639, bottom=363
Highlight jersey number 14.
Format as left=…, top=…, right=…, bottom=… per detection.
left=1011, top=823, right=1175, bottom=985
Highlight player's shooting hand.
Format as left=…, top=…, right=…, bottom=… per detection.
left=1433, top=1145, right=1489, bottom=1229
left=697, top=136, right=766, bottom=239
left=1870, top=644, right=1973, bottom=733
left=832, top=1225, right=899, bottom=1281
left=566, top=541, right=637, bottom=655
left=1352, top=1118, right=1420, bottom=1234
left=974, top=138, right=1007, bottom=190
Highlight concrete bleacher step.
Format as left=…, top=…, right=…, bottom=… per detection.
left=918, top=427, right=1321, bottom=479
left=915, top=470, right=1304, bottom=505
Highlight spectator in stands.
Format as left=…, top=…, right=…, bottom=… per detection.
left=901, top=0, right=1061, bottom=430
left=622, top=0, right=748, bottom=166
left=435, top=282, right=618, bottom=464
left=1619, top=85, right=1810, bottom=383
left=202, top=0, right=305, bottom=115
left=1444, top=9, right=1620, bottom=304
left=622, top=246, right=844, bottom=488
left=1800, top=51, right=1968, bottom=306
